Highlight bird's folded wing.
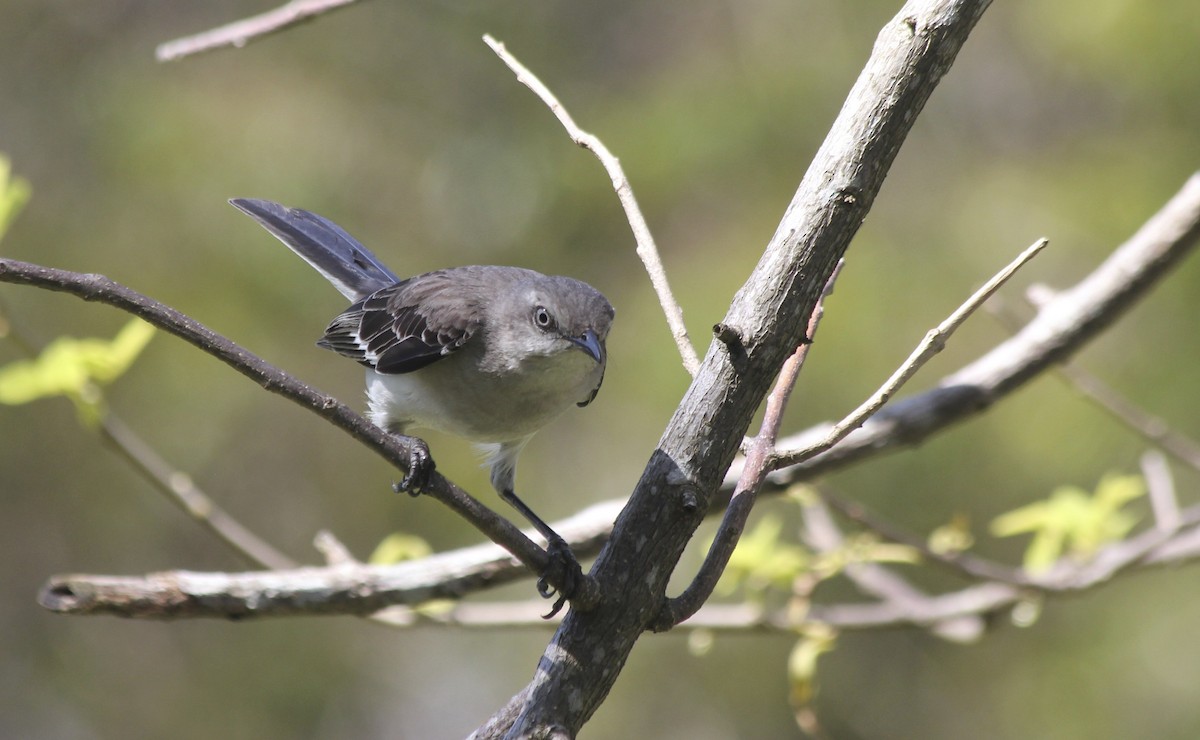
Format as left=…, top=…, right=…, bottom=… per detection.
left=318, top=272, right=479, bottom=374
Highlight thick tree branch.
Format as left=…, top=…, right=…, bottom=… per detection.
left=495, top=3, right=995, bottom=736
left=654, top=264, right=841, bottom=630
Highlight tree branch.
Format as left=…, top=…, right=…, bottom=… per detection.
left=483, top=35, right=701, bottom=377
left=155, top=0, right=364, bottom=62
left=772, top=237, right=1046, bottom=468
left=654, top=263, right=842, bottom=630
left=39, top=500, right=623, bottom=618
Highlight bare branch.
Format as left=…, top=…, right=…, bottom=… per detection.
left=773, top=237, right=1046, bottom=468
left=98, top=415, right=297, bottom=570
left=483, top=34, right=701, bottom=377
left=1052, top=360, right=1200, bottom=472
left=155, top=0, right=363, bottom=62
left=500, top=3, right=996, bottom=735
left=38, top=500, right=623, bottom=618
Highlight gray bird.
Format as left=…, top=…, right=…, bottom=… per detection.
left=231, top=198, right=614, bottom=611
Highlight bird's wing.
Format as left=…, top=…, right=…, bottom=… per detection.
left=318, top=271, right=481, bottom=374
left=230, top=198, right=400, bottom=301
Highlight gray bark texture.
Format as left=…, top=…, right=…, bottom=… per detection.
left=487, top=1, right=994, bottom=736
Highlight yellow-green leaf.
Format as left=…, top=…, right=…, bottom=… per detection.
left=719, top=513, right=811, bottom=596
left=0, top=318, right=155, bottom=405
left=990, top=473, right=1146, bottom=572
left=788, top=626, right=837, bottom=707
left=368, top=533, right=433, bottom=565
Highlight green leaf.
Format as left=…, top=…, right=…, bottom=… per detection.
left=368, top=533, right=433, bottom=565
left=719, top=513, right=811, bottom=596
left=0, top=318, right=155, bottom=406
left=0, top=155, right=32, bottom=241
left=788, top=626, right=837, bottom=707
left=990, top=474, right=1146, bottom=572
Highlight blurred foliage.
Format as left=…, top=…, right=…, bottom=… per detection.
left=0, top=316, right=155, bottom=423
left=2, top=1, right=1200, bottom=739
left=991, top=473, right=1146, bottom=572
left=366, top=532, right=432, bottom=566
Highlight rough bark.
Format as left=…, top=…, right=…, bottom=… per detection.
left=489, top=1, right=994, bottom=736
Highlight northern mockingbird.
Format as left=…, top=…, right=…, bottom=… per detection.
left=231, top=198, right=614, bottom=609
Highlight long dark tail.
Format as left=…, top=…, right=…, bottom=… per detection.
left=230, top=198, right=400, bottom=301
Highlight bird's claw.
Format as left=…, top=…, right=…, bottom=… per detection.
left=391, top=438, right=434, bottom=496
left=537, top=537, right=583, bottom=619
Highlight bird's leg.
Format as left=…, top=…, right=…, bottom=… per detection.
left=389, top=435, right=435, bottom=495
left=500, top=487, right=582, bottom=618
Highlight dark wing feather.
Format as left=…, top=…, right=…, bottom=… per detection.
left=317, top=271, right=481, bottom=374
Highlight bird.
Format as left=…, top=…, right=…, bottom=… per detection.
left=230, top=198, right=614, bottom=612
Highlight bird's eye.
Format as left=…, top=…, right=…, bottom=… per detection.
left=533, top=305, right=555, bottom=331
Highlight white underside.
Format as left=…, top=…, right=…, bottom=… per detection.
left=364, top=347, right=602, bottom=492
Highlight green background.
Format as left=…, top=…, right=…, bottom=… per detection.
left=2, top=1, right=1199, bottom=737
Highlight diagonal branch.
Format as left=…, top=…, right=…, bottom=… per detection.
left=0, top=298, right=292, bottom=569
left=155, top=0, right=364, bottom=62
left=772, top=237, right=1046, bottom=468
left=484, top=35, right=701, bottom=377
left=496, top=3, right=996, bottom=736
left=653, top=263, right=842, bottom=630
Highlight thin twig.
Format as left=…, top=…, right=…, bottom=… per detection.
left=799, top=494, right=986, bottom=643
left=155, top=0, right=362, bottom=62
left=653, top=263, right=843, bottom=630
left=1054, top=361, right=1200, bottom=472
left=99, top=415, right=296, bottom=570
left=988, top=288, right=1200, bottom=474
left=815, top=487, right=1034, bottom=586
left=772, top=238, right=1048, bottom=469
left=483, top=34, right=701, bottom=377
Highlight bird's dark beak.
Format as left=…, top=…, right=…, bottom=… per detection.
left=568, top=329, right=604, bottom=364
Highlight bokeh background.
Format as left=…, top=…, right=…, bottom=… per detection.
left=3, top=1, right=1200, bottom=738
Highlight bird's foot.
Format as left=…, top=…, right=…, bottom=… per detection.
left=536, top=535, right=583, bottom=619
left=390, top=437, right=434, bottom=496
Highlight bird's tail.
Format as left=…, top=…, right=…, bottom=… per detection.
left=230, top=198, right=400, bottom=301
